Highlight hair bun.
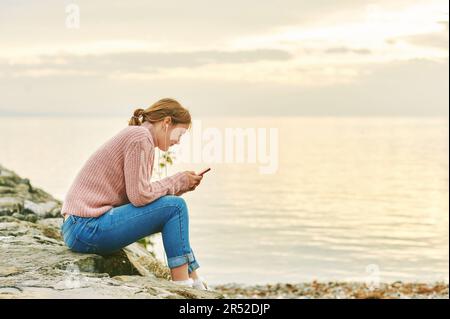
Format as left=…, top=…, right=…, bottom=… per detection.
left=133, top=108, right=145, bottom=118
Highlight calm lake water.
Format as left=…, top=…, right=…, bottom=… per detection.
left=0, top=116, right=448, bottom=285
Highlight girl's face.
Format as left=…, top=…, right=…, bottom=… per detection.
left=159, top=123, right=189, bottom=151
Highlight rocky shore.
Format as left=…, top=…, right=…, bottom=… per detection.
left=0, top=164, right=221, bottom=299
left=211, top=282, right=449, bottom=299
left=1, top=164, right=448, bottom=299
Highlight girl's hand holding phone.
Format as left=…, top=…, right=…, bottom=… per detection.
left=177, top=168, right=211, bottom=196
left=184, top=171, right=203, bottom=190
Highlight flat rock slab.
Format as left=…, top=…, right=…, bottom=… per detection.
left=0, top=216, right=222, bottom=299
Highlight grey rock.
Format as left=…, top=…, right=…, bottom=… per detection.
left=0, top=165, right=62, bottom=221
left=0, top=197, right=23, bottom=216
left=11, top=213, right=26, bottom=220
left=0, top=216, right=222, bottom=299
left=24, top=214, right=38, bottom=223
left=0, top=186, right=15, bottom=194
left=0, top=164, right=223, bottom=299
left=23, top=200, right=59, bottom=218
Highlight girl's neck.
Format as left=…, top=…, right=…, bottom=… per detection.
left=140, top=121, right=159, bottom=148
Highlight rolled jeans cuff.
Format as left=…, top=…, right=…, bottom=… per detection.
left=167, top=251, right=200, bottom=273
left=188, top=260, right=200, bottom=274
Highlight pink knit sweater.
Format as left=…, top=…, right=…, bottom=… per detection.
left=61, top=121, right=189, bottom=218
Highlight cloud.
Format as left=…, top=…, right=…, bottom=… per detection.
left=0, top=58, right=447, bottom=117
left=324, top=47, right=372, bottom=55
left=387, top=21, right=449, bottom=51
left=0, top=0, right=381, bottom=52
left=386, top=20, right=449, bottom=50
left=1, top=49, right=293, bottom=76
left=389, top=32, right=449, bottom=50
left=0, top=0, right=447, bottom=117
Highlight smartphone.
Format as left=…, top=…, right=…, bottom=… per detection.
left=198, top=168, right=211, bottom=176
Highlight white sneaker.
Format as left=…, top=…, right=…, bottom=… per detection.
left=192, top=276, right=211, bottom=291
left=171, top=278, right=194, bottom=288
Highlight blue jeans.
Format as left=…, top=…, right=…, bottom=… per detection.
left=60, top=195, right=200, bottom=273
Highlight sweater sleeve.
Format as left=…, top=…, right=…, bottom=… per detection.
left=124, top=139, right=189, bottom=206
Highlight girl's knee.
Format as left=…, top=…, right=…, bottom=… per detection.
left=163, top=196, right=188, bottom=215
left=170, top=195, right=187, bottom=208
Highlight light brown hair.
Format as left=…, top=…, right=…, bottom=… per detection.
left=129, top=98, right=191, bottom=126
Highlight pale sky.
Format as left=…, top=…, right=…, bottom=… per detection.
left=0, top=0, right=448, bottom=117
